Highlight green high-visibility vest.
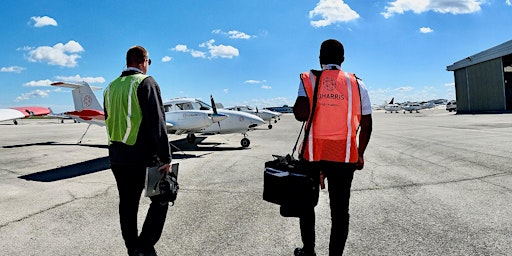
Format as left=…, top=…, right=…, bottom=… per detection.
left=104, top=73, right=147, bottom=145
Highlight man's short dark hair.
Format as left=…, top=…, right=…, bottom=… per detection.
left=126, top=45, right=148, bottom=65
left=319, top=39, right=344, bottom=65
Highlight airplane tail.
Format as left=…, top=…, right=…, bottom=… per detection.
left=389, top=97, right=394, bottom=104
left=51, top=82, right=103, bottom=111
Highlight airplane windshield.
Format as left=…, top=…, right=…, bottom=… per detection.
left=196, top=100, right=212, bottom=110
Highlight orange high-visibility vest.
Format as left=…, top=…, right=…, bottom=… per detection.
left=300, top=70, right=361, bottom=163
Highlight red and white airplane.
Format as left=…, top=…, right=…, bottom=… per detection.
left=0, top=106, right=51, bottom=125
left=51, top=81, right=228, bottom=143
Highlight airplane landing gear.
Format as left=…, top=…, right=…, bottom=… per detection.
left=241, top=133, right=250, bottom=147
left=241, top=138, right=250, bottom=147
left=268, top=124, right=273, bottom=129
left=186, top=134, right=196, bottom=143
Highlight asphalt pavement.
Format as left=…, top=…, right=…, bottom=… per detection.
left=0, top=109, right=511, bottom=256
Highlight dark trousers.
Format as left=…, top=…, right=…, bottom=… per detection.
left=111, top=164, right=169, bottom=255
left=299, top=163, right=355, bottom=256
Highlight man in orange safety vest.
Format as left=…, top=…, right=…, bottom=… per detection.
left=292, top=39, right=373, bottom=256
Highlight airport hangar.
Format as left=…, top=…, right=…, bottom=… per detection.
left=446, top=39, right=512, bottom=114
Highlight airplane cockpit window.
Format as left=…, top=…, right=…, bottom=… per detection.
left=164, top=105, right=171, bottom=112
left=185, top=103, right=194, bottom=110
left=196, top=100, right=212, bottom=110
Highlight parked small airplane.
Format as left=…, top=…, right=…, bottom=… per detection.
left=384, top=97, right=401, bottom=113
left=0, top=106, right=50, bottom=125
left=165, top=97, right=265, bottom=147
left=402, top=103, right=421, bottom=113
left=51, top=81, right=228, bottom=143
left=224, top=105, right=282, bottom=129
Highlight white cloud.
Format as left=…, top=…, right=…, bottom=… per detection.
left=15, top=89, right=50, bottom=102
left=382, top=0, right=483, bottom=19
left=223, top=89, right=229, bottom=94
left=309, top=0, right=360, bottom=27
left=31, top=16, right=58, bottom=27
left=173, top=40, right=239, bottom=59
left=172, top=44, right=206, bottom=58
left=162, top=56, right=172, bottom=62
left=212, top=29, right=254, bottom=39
left=261, top=85, right=272, bottom=89
left=190, top=50, right=207, bottom=58
left=507, top=0, right=511, bottom=6
left=445, top=82, right=455, bottom=86
left=27, top=40, right=84, bottom=67
left=172, top=44, right=188, bottom=52
left=199, top=39, right=239, bottom=59
left=244, top=80, right=262, bottom=84
left=1, top=66, right=25, bottom=73
left=23, top=79, right=53, bottom=87
left=55, top=75, right=105, bottom=83
left=420, top=27, right=434, bottom=33
left=397, top=86, right=413, bottom=92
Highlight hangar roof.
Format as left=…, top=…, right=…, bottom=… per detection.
left=446, top=39, right=512, bottom=71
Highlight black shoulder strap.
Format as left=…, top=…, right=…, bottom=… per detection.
left=292, top=70, right=323, bottom=159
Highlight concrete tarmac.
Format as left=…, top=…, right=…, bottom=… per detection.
left=0, top=109, right=511, bottom=256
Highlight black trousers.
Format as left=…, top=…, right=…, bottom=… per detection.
left=299, top=163, right=355, bottom=256
left=111, top=164, right=169, bottom=255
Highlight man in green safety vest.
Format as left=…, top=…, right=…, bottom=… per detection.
left=104, top=45, right=171, bottom=256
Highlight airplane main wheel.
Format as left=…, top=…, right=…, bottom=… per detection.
left=268, top=124, right=273, bottom=129
left=274, top=119, right=278, bottom=123
left=241, top=138, right=250, bottom=148
left=186, top=134, right=196, bottom=143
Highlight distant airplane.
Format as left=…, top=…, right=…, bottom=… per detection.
left=48, top=108, right=78, bottom=123
left=165, top=97, right=265, bottom=147
left=402, top=103, right=421, bottom=113
left=51, top=81, right=228, bottom=143
left=384, top=97, right=401, bottom=113
left=0, top=106, right=51, bottom=125
left=224, top=105, right=282, bottom=129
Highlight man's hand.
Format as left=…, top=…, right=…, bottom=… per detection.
left=158, top=163, right=171, bottom=174
left=355, top=156, right=364, bottom=170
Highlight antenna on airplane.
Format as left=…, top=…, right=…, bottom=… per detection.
left=256, top=106, right=259, bottom=113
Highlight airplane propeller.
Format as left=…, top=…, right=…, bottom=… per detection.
left=256, top=106, right=259, bottom=113
left=210, top=95, right=218, bottom=115
left=210, top=95, right=222, bottom=130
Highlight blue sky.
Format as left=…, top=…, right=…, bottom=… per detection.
left=1, top=0, right=511, bottom=112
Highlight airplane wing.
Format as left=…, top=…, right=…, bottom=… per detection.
left=0, top=106, right=50, bottom=123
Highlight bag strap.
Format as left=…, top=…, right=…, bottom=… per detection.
left=292, top=70, right=323, bottom=159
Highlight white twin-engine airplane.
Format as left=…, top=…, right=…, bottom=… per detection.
left=51, top=81, right=264, bottom=147
left=51, top=81, right=228, bottom=143
left=165, top=98, right=265, bottom=147
left=224, top=105, right=282, bottom=129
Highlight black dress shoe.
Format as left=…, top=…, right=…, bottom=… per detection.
left=294, top=247, right=317, bottom=256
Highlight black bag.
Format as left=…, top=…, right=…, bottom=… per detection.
left=262, top=70, right=324, bottom=217
left=263, top=155, right=319, bottom=217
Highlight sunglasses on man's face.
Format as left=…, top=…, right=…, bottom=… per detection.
left=147, top=58, right=152, bottom=66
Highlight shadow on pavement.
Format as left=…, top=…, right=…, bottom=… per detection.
left=19, top=156, right=110, bottom=182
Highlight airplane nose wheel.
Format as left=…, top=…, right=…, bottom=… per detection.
left=241, top=137, right=250, bottom=148
left=186, top=134, right=196, bottom=143
left=268, top=124, right=273, bottom=129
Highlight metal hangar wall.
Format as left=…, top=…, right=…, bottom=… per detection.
left=447, top=40, right=512, bottom=114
